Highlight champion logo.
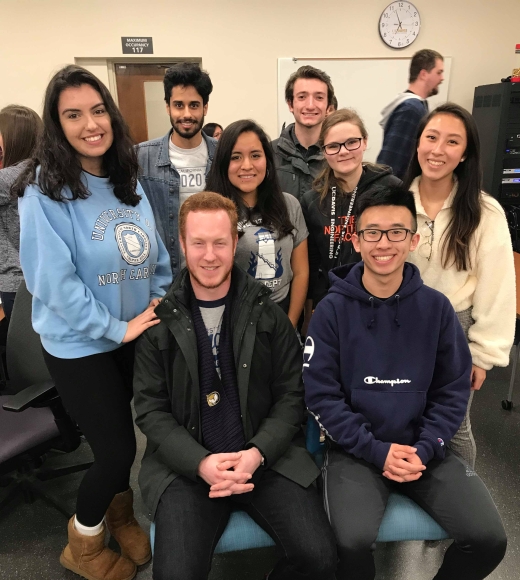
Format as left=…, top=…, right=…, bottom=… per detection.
left=364, top=376, right=411, bottom=387
left=438, top=438, right=445, bottom=447
left=303, top=336, right=314, bottom=368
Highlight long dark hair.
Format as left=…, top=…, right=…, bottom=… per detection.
left=13, top=65, right=140, bottom=206
left=0, top=105, right=43, bottom=168
left=403, top=102, right=482, bottom=271
left=206, top=119, right=293, bottom=238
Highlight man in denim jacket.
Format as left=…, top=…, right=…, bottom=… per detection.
left=136, top=63, right=217, bottom=279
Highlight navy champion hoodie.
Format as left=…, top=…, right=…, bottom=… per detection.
left=303, top=261, right=471, bottom=470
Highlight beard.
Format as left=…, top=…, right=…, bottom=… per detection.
left=170, top=114, right=205, bottom=140
left=428, top=86, right=440, bottom=97
left=186, top=257, right=233, bottom=293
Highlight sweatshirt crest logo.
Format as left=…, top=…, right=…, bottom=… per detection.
left=115, top=223, right=150, bottom=266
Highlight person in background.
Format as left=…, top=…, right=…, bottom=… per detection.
left=207, top=120, right=308, bottom=328
left=14, top=65, right=172, bottom=580
left=272, top=65, right=334, bottom=200
left=327, top=95, right=338, bottom=115
left=0, top=105, right=42, bottom=321
left=404, top=102, right=515, bottom=469
left=376, top=49, right=444, bottom=179
left=136, top=62, right=217, bottom=279
left=304, top=185, right=507, bottom=580
left=202, top=122, right=223, bottom=140
left=133, top=191, right=337, bottom=580
left=301, top=109, right=400, bottom=319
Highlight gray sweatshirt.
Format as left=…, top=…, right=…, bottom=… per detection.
left=0, top=163, right=25, bottom=292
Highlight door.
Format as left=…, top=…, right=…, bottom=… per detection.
left=114, top=62, right=197, bottom=144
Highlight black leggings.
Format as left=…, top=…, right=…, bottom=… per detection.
left=43, top=343, right=137, bottom=526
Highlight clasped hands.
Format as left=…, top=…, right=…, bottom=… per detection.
left=197, top=448, right=263, bottom=498
left=383, top=443, right=426, bottom=483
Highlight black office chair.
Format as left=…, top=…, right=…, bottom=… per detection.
left=0, top=281, right=92, bottom=518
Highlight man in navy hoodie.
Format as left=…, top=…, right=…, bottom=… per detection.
left=304, top=185, right=506, bottom=580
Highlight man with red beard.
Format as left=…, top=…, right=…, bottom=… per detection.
left=137, top=63, right=217, bottom=280
left=133, top=192, right=337, bottom=580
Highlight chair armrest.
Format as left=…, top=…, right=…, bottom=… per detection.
left=2, top=380, right=58, bottom=412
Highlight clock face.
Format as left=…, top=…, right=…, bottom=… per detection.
left=379, top=2, right=421, bottom=49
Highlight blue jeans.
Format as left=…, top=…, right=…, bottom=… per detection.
left=153, top=469, right=337, bottom=580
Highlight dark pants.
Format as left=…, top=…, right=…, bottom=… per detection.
left=0, top=291, right=16, bottom=322
left=153, top=469, right=337, bottom=580
left=324, top=448, right=507, bottom=580
left=43, top=342, right=137, bottom=526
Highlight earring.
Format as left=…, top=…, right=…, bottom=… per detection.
left=461, top=157, right=466, bottom=162
left=266, top=169, right=270, bottom=178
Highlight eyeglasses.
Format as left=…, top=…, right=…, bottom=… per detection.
left=322, top=138, right=363, bottom=155
left=357, top=228, right=415, bottom=242
left=418, top=220, right=435, bottom=260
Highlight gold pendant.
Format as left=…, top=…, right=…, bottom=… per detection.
left=207, top=391, right=220, bottom=407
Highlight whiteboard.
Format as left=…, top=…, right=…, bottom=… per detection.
left=278, top=57, right=452, bottom=163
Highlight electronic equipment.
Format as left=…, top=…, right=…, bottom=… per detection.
left=472, top=82, right=520, bottom=203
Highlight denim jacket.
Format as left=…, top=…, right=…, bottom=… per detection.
left=136, top=130, right=218, bottom=280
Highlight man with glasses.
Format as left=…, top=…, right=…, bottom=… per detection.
left=304, top=185, right=507, bottom=580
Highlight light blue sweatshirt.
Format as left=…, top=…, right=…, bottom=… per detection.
left=18, top=171, right=172, bottom=359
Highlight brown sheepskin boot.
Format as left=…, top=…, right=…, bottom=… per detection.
left=106, top=489, right=152, bottom=566
left=60, top=516, right=136, bottom=580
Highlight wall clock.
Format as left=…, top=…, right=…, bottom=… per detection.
left=379, top=2, right=421, bottom=49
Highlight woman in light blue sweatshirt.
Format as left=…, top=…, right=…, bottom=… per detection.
left=14, top=65, right=172, bottom=580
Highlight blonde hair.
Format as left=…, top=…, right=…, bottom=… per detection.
left=313, top=108, right=368, bottom=204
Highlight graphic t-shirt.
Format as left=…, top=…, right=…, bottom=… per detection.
left=234, top=192, right=308, bottom=303
left=198, top=297, right=225, bottom=378
left=169, top=138, right=208, bottom=268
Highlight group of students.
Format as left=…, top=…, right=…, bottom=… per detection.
left=0, top=56, right=515, bottom=580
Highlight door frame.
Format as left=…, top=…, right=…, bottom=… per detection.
left=74, top=56, right=202, bottom=105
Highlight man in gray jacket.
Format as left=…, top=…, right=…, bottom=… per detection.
left=136, top=63, right=217, bottom=280
left=133, top=192, right=337, bottom=580
left=272, top=66, right=334, bottom=200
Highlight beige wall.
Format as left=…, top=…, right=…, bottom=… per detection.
left=1, top=0, right=519, bottom=139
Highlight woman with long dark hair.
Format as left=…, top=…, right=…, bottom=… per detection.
left=404, top=102, right=515, bottom=468
left=14, top=65, right=172, bottom=580
left=301, top=108, right=401, bottom=315
left=206, top=119, right=308, bottom=327
left=0, top=105, right=42, bottom=321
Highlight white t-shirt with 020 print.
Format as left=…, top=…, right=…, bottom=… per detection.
left=169, top=137, right=208, bottom=267
left=234, top=192, right=308, bottom=303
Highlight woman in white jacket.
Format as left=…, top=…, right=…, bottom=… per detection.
left=404, top=102, right=515, bottom=469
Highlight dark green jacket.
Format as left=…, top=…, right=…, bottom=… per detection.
left=133, top=266, right=319, bottom=519
left=272, top=123, right=324, bottom=201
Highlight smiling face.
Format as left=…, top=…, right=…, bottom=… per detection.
left=288, top=78, right=328, bottom=129
left=417, top=113, right=467, bottom=185
left=352, top=205, right=419, bottom=287
left=58, top=84, right=113, bottom=174
left=181, top=209, right=237, bottom=300
left=167, top=84, right=208, bottom=144
left=323, top=121, right=367, bottom=181
left=227, top=131, right=267, bottom=204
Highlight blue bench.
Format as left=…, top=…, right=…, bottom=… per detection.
left=149, top=419, right=448, bottom=555
left=305, top=416, right=449, bottom=542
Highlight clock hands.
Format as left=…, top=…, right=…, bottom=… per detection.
left=395, top=11, right=403, bottom=30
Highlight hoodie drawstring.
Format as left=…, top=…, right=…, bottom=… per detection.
left=368, top=297, right=376, bottom=328
left=394, top=295, right=401, bottom=327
